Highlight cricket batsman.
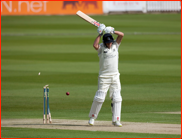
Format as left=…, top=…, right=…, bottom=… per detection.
left=88, top=24, right=124, bottom=127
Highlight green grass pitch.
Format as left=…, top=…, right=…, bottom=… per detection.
left=1, top=13, right=181, bottom=138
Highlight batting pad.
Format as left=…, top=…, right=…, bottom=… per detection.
left=93, top=90, right=106, bottom=102
left=112, top=89, right=122, bottom=102
left=112, top=101, right=122, bottom=122
left=89, top=101, right=103, bottom=119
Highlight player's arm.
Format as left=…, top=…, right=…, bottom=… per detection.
left=93, top=24, right=106, bottom=50
left=114, top=31, right=124, bottom=44
left=93, top=34, right=102, bottom=50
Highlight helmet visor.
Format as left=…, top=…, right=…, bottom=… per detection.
left=105, top=39, right=114, bottom=44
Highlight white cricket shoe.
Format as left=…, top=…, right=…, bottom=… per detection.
left=112, top=121, right=122, bottom=127
left=88, top=118, right=94, bottom=126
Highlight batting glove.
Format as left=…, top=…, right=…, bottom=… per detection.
left=104, top=26, right=115, bottom=34
left=97, top=24, right=106, bottom=35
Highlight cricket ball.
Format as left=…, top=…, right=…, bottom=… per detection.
left=66, top=92, right=70, bottom=96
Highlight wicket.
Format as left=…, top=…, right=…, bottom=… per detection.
left=43, top=85, right=52, bottom=124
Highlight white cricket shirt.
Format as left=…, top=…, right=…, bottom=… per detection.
left=97, top=41, right=120, bottom=77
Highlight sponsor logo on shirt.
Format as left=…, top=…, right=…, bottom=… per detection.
left=104, top=54, right=116, bottom=59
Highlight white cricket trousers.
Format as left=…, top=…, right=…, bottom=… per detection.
left=89, top=73, right=122, bottom=122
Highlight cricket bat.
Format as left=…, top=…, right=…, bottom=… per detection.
left=76, top=10, right=100, bottom=27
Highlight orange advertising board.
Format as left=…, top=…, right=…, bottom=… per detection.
left=1, top=1, right=103, bottom=15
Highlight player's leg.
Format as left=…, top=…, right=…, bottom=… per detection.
left=88, top=90, right=106, bottom=125
left=88, top=77, right=110, bottom=125
left=111, top=90, right=122, bottom=127
left=110, top=74, right=122, bottom=127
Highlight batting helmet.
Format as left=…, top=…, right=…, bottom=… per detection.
left=103, top=33, right=114, bottom=46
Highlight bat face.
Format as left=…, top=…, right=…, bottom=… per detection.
left=76, top=10, right=100, bottom=27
